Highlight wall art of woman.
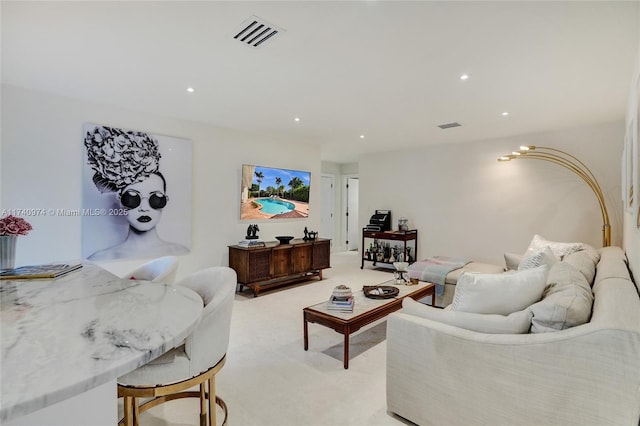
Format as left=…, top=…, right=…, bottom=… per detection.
left=83, top=125, right=190, bottom=261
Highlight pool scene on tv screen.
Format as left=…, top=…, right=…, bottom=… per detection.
left=241, top=165, right=310, bottom=220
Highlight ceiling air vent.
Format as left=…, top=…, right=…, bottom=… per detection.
left=233, top=16, right=284, bottom=48
left=437, top=122, right=462, bottom=129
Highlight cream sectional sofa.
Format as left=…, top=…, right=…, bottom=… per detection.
left=386, top=246, right=640, bottom=425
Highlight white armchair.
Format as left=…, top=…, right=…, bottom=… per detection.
left=117, top=266, right=236, bottom=426
left=122, top=256, right=179, bottom=284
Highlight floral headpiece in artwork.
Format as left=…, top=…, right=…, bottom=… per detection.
left=84, top=125, right=162, bottom=193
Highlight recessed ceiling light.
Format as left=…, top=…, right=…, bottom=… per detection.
left=360, top=135, right=365, bottom=139
left=294, top=117, right=300, bottom=122
left=186, top=87, right=195, bottom=93
left=502, top=111, right=509, bottom=116
left=460, top=74, right=469, bottom=80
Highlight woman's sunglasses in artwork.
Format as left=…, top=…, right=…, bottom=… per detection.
left=120, top=190, right=169, bottom=210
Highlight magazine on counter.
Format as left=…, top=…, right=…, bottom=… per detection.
left=0, top=263, right=83, bottom=280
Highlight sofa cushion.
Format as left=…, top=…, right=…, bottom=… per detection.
left=527, top=234, right=583, bottom=259
left=562, top=245, right=600, bottom=285
left=594, top=246, right=632, bottom=288
left=444, top=262, right=505, bottom=285
left=518, top=246, right=558, bottom=271
left=451, top=265, right=548, bottom=315
left=529, top=261, right=594, bottom=333
left=402, top=298, right=533, bottom=334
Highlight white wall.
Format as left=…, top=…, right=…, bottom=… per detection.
left=1, top=85, right=321, bottom=279
left=622, top=23, right=640, bottom=279
left=360, top=122, right=624, bottom=265
left=3, top=83, right=627, bottom=278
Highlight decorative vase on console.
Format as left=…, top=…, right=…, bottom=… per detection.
left=0, top=215, right=33, bottom=270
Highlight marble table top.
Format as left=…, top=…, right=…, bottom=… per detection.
left=0, top=262, right=203, bottom=422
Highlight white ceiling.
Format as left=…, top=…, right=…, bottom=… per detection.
left=2, top=1, right=638, bottom=163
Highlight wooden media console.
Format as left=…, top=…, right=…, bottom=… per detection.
left=229, top=238, right=331, bottom=297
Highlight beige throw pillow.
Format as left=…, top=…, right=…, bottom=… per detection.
left=402, top=298, right=533, bottom=334
left=451, top=265, right=548, bottom=315
left=529, top=262, right=594, bottom=332
left=504, top=252, right=524, bottom=270
left=562, top=245, right=600, bottom=286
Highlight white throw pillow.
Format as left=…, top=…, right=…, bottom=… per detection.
left=527, top=234, right=583, bottom=259
left=518, top=246, right=558, bottom=271
left=402, top=298, right=533, bottom=334
left=451, top=265, right=548, bottom=315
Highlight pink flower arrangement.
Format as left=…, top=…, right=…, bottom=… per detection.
left=0, top=215, right=33, bottom=236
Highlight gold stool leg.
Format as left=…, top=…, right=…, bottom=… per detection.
left=215, top=396, right=228, bottom=426
left=133, top=396, right=140, bottom=426
left=123, top=396, right=133, bottom=426
left=199, top=383, right=207, bottom=426
left=208, top=377, right=215, bottom=426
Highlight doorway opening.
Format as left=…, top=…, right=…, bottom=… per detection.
left=344, top=175, right=359, bottom=251
left=320, top=174, right=335, bottom=248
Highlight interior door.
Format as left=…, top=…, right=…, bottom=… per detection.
left=320, top=175, right=335, bottom=245
left=346, top=177, right=359, bottom=251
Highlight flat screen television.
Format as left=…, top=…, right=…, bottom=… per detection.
left=241, top=165, right=311, bottom=220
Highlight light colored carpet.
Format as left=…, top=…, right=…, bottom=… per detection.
left=137, top=251, right=415, bottom=426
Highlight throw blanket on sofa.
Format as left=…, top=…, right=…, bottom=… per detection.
left=407, top=256, right=472, bottom=296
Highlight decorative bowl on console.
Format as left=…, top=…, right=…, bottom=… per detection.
left=275, top=236, right=294, bottom=244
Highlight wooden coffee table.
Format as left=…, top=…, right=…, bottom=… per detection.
left=303, top=280, right=435, bottom=369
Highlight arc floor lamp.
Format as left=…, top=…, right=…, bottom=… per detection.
left=498, top=145, right=611, bottom=247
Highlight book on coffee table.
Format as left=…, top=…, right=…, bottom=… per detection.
left=327, top=295, right=355, bottom=312
left=0, top=263, right=83, bottom=280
